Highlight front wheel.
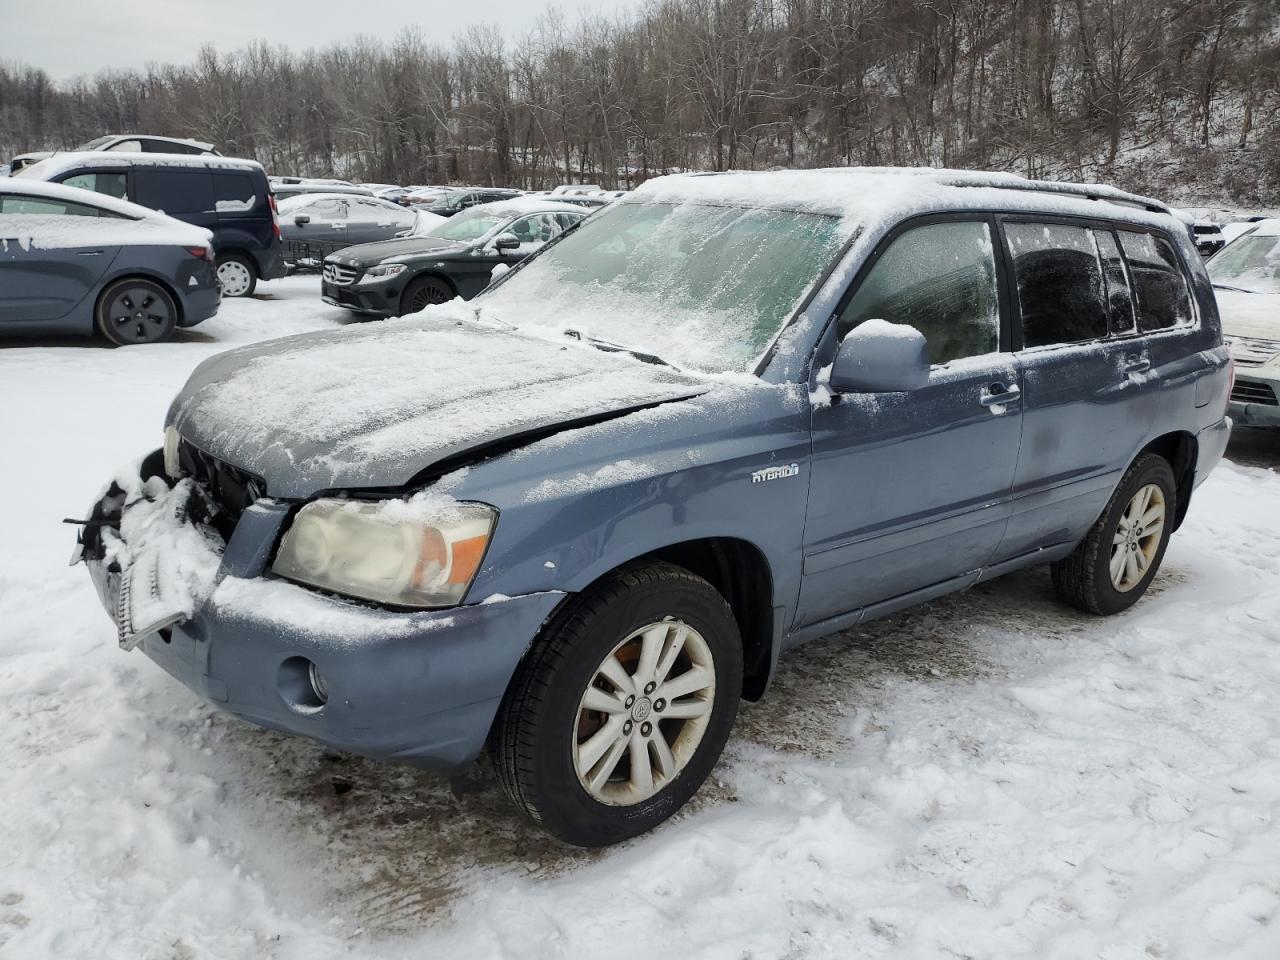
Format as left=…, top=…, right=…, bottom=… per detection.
left=399, top=275, right=453, bottom=316
left=491, top=563, right=743, bottom=847
left=215, top=253, right=257, bottom=297
left=1052, top=453, right=1177, bottom=615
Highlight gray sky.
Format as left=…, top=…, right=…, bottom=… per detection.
left=0, top=0, right=639, bottom=80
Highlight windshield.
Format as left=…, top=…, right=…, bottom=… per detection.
left=1209, top=234, right=1280, bottom=294
left=76, top=136, right=114, bottom=150
left=477, top=201, right=847, bottom=372
left=427, top=209, right=506, bottom=242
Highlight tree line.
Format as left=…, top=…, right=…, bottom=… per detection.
left=2, top=0, right=1278, bottom=202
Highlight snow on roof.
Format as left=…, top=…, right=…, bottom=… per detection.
left=17, top=151, right=263, bottom=182
left=629, top=167, right=1180, bottom=232
left=471, top=196, right=591, bottom=218
left=1243, top=218, right=1280, bottom=237
left=0, top=178, right=211, bottom=249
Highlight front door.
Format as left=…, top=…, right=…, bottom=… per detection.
left=798, top=217, right=1024, bottom=629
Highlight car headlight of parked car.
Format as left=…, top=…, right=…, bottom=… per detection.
left=272, top=499, right=495, bottom=608
left=356, top=263, right=408, bottom=284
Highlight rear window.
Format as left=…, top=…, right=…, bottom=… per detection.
left=1117, top=232, right=1194, bottom=332
left=133, top=170, right=214, bottom=215
left=213, top=173, right=259, bottom=213
left=1006, top=222, right=1109, bottom=348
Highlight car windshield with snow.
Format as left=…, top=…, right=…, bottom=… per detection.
left=1208, top=219, right=1280, bottom=425
left=75, top=168, right=1232, bottom=846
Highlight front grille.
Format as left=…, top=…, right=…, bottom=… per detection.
left=177, top=440, right=266, bottom=537
left=323, top=261, right=358, bottom=285
left=1226, top=336, right=1280, bottom=367
left=1230, top=379, right=1279, bottom=406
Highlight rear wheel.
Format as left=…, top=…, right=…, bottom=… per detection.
left=1052, top=453, right=1177, bottom=615
left=491, top=563, right=743, bottom=847
left=215, top=253, right=257, bottom=297
left=95, top=278, right=177, bottom=345
left=399, top=275, right=453, bottom=315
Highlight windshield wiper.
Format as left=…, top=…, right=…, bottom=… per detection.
left=1212, top=282, right=1255, bottom=293
left=563, top=328, right=677, bottom=369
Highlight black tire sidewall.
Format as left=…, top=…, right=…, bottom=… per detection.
left=1088, top=456, right=1177, bottom=614
left=215, top=253, right=257, bottom=297
left=95, top=279, right=178, bottom=346
left=523, top=574, right=742, bottom=847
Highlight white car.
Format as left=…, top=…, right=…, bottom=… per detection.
left=1210, top=218, right=1280, bottom=426
left=10, top=135, right=219, bottom=175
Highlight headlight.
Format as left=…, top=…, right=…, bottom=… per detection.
left=272, top=498, right=496, bottom=608
left=357, top=263, right=407, bottom=284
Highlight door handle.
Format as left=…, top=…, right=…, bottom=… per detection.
left=1124, top=356, right=1151, bottom=375
left=77, top=249, right=104, bottom=256
left=980, top=382, right=1021, bottom=407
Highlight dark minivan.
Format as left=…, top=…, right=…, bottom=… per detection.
left=19, top=152, right=286, bottom=297
left=78, top=169, right=1232, bottom=847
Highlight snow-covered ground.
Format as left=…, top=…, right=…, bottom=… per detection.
left=3, top=275, right=1280, bottom=959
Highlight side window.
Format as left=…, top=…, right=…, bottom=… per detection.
left=132, top=171, right=215, bottom=214
left=213, top=173, right=258, bottom=213
left=308, top=198, right=347, bottom=218
left=507, top=213, right=568, bottom=247
left=60, top=172, right=129, bottom=201
left=1094, top=229, right=1136, bottom=336
left=1006, top=222, right=1108, bottom=348
left=555, top=212, right=584, bottom=231
left=1118, top=232, right=1194, bottom=332
left=838, top=220, right=1001, bottom=365
left=106, top=139, right=142, bottom=152
left=0, top=195, right=124, bottom=217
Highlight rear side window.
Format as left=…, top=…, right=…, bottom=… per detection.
left=133, top=170, right=215, bottom=215
left=1094, top=230, right=1136, bottom=336
left=60, top=172, right=129, bottom=201
left=213, top=173, right=259, bottom=213
left=839, top=220, right=1001, bottom=365
left=1006, top=222, right=1108, bottom=348
left=1118, top=232, right=1194, bottom=332
left=0, top=194, right=125, bottom=217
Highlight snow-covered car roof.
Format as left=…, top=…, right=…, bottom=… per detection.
left=628, top=168, right=1181, bottom=232
left=0, top=178, right=212, bottom=248
left=468, top=196, right=593, bottom=219
left=1240, top=218, right=1280, bottom=237
left=16, top=151, right=264, bottom=181
left=279, top=192, right=403, bottom=210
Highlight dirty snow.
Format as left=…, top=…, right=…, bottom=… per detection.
left=3, top=274, right=1280, bottom=958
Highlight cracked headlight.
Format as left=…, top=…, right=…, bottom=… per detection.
left=272, top=499, right=495, bottom=608
left=356, top=263, right=407, bottom=284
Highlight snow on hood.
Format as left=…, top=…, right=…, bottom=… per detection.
left=1215, top=288, right=1280, bottom=341
left=167, top=309, right=713, bottom=497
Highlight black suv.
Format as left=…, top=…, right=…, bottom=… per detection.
left=19, top=152, right=286, bottom=297
left=422, top=188, right=523, bottom=217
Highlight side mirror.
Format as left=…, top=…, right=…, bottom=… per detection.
left=293, top=214, right=310, bottom=226
left=829, top=319, right=930, bottom=393
left=494, top=233, right=521, bottom=251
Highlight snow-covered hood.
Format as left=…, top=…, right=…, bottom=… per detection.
left=166, top=313, right=712, bottom=498
left=1215, top=288, right=1280, bottom=342
left=331, top=235, right=470, bottom=267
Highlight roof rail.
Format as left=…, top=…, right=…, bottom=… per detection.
left=829, top=167, right=1172, bottom=215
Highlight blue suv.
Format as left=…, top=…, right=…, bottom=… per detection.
left=76, top=169, right=1232, bottom=846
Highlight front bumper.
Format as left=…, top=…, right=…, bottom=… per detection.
left=80, top=457, right=562, bottom=772
left=321, top=278, right=398, bottom=317
left=1228, top=372, right=1280, bottom=427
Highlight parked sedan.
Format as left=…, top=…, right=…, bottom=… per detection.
left=279, top=193, right=420, bottom=248
left=0, top=179, right=220, bottom=344
left=321, top=197, right=586, bottom=316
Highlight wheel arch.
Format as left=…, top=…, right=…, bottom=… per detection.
left=1137, top=430, right=1197, bottom=530
left=400, top=270, right=458, bottom=314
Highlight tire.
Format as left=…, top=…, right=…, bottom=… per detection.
left=95, top=278, right=178, bottom=345
left=491, top=562, right=743, bottom=847
left=215, top=253, right=257, bottom=297
left=1051, top=453, right=1177, bottom=615
left=399, top=275, right=453, bottom=316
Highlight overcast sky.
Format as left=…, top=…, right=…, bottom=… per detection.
left=0, top=0, right=640, bottom=81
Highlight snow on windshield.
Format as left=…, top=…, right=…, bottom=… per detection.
left=479, top=201, right=846, bottom=373
left=1209, top=234, right=1280, bottom=294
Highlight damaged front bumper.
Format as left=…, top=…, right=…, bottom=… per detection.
left=75, top=451, right=564, bottom=772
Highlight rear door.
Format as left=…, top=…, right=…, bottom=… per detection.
left=996, top=219, right=1163, bottom=560
left=346, top=198, right=407, bottom=243
left=0, top=195, right=122, bottom=324
left=799, top=216, right=1024, bottom=628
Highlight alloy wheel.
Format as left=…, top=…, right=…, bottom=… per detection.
left=107, top=286, right=172, bottom=344
left=1110, top=483, right=1165, bottom=592
left=573, top=619, right=716, bottom=805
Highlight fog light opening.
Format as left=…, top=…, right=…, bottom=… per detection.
left=277, top=656, right=327, bottom=713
